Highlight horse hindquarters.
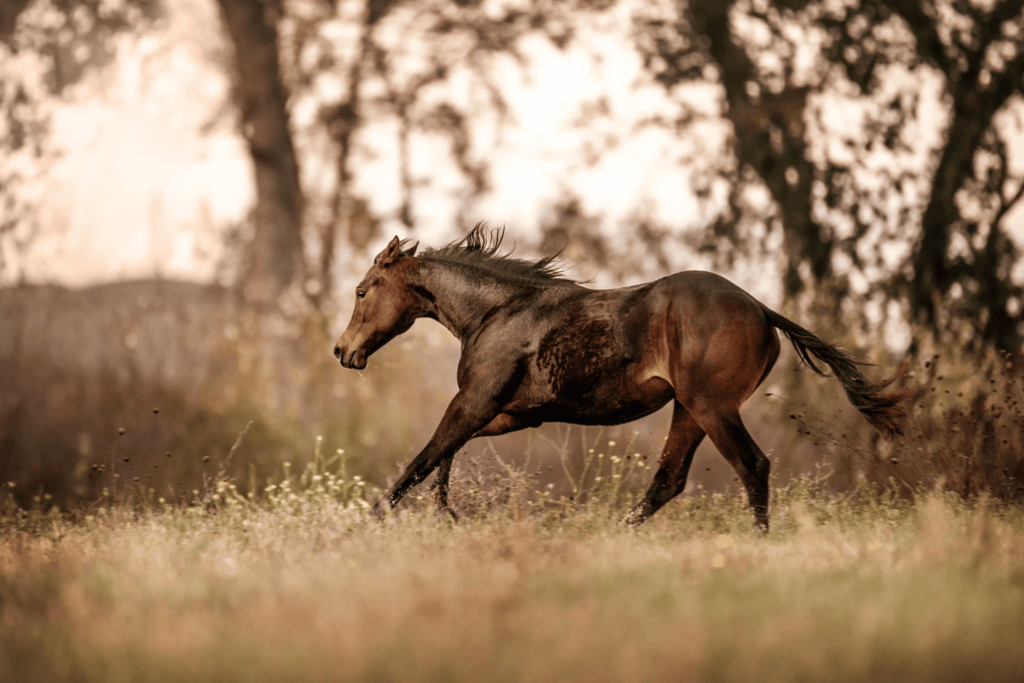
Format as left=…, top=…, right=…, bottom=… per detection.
left=635, top=287, right=780, bottom=529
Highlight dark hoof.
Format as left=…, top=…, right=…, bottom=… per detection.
left=622, top=500, right=653, bottom=527
left=370, top=499, right=390, bottom=521
left=621, top=508, right=647, bottom=527
left=753, top=508, right=770, bottom=534
left=435, top=506, right=459, bottom=524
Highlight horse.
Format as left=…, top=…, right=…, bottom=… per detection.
left=334, top=225, right=916, bottom=529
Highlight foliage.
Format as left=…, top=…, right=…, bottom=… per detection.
left=0, top=0, right=160, bottom=281
left=633, top=0, right=1024, bottom=350
left=760, top=327, right=1024, bottom=502
left=279, top=0, right=614, bottom=302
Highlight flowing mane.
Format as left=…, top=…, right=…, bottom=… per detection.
left=417, top=223, right=576, bottom=284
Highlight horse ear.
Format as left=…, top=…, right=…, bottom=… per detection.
left=376, top=236, right=403, bottom=267
left=405, top=241, right=419, bottom=257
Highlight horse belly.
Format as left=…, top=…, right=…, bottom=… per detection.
left=531, top=313, right=673, bottom=425
left=543, top=375, right=674, bottom=425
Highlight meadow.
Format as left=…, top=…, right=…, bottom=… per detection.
left=1, top=332, right=1022, bottom=683
left=2, top=449, right=1023, bottom=683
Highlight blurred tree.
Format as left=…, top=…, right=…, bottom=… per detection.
left=634, top=0, right=1024, bottom=350
left=216, top=0, right=304, bottom=302
left=0, top=0, right=160, bottom=279
left=0, top=2, right=34, bottom=43
left=281, top=0, right=592, bottom=306
left=1, top=0, right=611, bottom=304
left=874, top=0, right=1024, bottom=350
left=1, top=0, right=159, bottom=88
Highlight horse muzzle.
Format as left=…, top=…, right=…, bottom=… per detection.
left=334, top=344, right=368, bottom=370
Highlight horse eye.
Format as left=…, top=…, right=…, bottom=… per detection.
left=356, top=290, right=366, bottom=299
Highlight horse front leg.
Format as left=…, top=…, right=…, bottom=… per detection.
left=371, top=390, right=502, bottom=519
left=430, top=457, right=457, bottom=522
left=429, top=413, right=534, bottom=522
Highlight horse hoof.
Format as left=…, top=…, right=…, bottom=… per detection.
left=621, top=505, right=649, bottom=527
left=621, top=511, right=645, bottom=527
left=370, top=499, right=389, bottom=521
left=435, top=506, right=459, bottom=524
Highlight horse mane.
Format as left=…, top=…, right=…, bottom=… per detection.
left=417, top=223, right=576, bottom=284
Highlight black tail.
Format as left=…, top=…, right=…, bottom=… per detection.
left=762, top=307, right=917, bottom=438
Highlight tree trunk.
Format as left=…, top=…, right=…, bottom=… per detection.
left=889, top=0, right=1024, bottom=348
left=689, top=0, right=831, bottom=297
left=216, top=0, right=303, bottom=302
left=909, top=104, right=988, bottom=329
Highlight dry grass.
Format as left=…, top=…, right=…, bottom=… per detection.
left=2, top=313, right=1023, bottom=682
left=1, top=461, right=1023, bottom=683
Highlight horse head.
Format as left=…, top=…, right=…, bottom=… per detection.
left=334, top=236, right=421, bottom=370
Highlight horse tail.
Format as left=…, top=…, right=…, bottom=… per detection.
left=761, top=306, right=917, bottom=439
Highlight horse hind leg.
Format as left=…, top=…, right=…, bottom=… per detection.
left=688, top=405, right=771, bottom=530
left=623, top=402, right=706, bottom=526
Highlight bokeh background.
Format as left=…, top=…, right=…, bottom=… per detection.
left=1, top=0, right=1022, bottom=508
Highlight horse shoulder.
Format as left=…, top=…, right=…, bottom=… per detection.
left=454, top=309, right=537, bottom=390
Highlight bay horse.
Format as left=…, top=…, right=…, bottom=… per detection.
left=334, top=226, right=915, bottom=529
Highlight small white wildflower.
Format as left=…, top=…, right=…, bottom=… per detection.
left=608, top=440, right=616, bottom=447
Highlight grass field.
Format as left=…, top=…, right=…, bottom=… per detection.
left=2, top=461, right=1023, bottom=683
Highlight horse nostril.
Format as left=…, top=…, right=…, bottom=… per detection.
left=333, top=346, right=341, bottom=359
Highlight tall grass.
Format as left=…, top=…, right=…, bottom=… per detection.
left=2, top=446, right=1023, bottom=683
left=761, top=333, right=1023, bottom=501
left=3, top=291, right=1023, bottom=681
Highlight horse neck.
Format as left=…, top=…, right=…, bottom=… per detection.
left=412, top=260, right=526, bottom=341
